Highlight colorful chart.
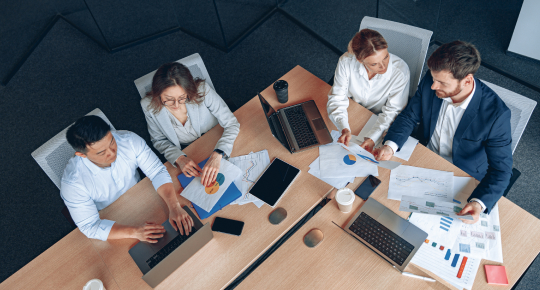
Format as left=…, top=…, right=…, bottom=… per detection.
left=205, top=173, right=225, bottom=194
left=357, top=154, right=379, bottom=164
left=343, top=154, right=357, bottom=165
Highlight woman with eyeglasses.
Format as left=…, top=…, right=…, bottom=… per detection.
left=140, top=62, right=240, bottom=187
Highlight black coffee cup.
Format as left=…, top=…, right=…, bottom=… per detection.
left=273, top=80, right=288, bottom=103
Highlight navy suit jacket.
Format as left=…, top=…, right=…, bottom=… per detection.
left=384, top=71, right=513, bottom=213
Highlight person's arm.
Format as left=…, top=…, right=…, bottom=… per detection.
left=327, top=54, right=353, bottom=146
left=61, top=182, right=165, bottom=242
left=466, top=109, right=513, bottom=214
left=364, top=67, right=410, bottom=144
left=141, top=99, right=186, bottom=166
left=202, top=84, right=240, bottom=157
left=129, top=132, right=194, bottom=234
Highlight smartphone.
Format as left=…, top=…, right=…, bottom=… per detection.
left=354, top=175, right=381, bottom=200
left=212, top=217, right=244, bottom=236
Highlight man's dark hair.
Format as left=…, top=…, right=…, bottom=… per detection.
left=427, top=40, right=481, bottom=81
left=66, top=115, right=111, bottom=153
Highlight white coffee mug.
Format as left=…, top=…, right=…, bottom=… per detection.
left=83, top=279, right=105, bottom=290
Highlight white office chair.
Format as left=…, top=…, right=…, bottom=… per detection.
left=360, top=16, right=433, bottom=97
left=134, top=53, right=216, bottom=98
left=481, top=80, right=537, bottom=155
left=31, top=108, right=116, bottom=189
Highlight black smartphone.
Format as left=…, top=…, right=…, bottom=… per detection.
left=212, top=217, right=244, bottom=236
left=354, top=175, right=381, bottom=200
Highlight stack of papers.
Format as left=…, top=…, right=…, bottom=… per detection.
left=228, top=150, right=270, bottom=208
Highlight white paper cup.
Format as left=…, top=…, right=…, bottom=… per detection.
left=335, top=188, right=355, bottom=213
left=83, top=279, right=105, bottom=290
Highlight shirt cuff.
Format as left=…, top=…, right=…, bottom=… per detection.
left=470, top=198, right=487, bottom=212
left=151, top=169, right=173, bottom=191
left=365, top=129, right=383, bottom=145
left=384, top=140, right=398, bottom=155
left=336, top=119, right=350, bottom=133
left=97, top=219, right=115, bottom=241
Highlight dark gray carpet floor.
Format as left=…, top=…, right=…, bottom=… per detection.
left=0, top=0, right=539, bottom=288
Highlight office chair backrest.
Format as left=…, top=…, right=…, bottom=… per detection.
left=481, top=80, right=537, bottom=155
left=31, top=108, right=116, bottom=189
left=134, top=53, right=215, bottom=99
left=360, top=17, right=433, bottom=98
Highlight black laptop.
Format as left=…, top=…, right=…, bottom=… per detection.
left=258, top=93, right=332, bottom=153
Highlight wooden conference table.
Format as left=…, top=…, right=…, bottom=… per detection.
left=1, top=65, right=369, bottom=290
left=2, top=66, right=540, bottom=290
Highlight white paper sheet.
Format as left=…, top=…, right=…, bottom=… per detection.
left=319, top=144, right=378, bottom=178
left=308, top=157, right=355, bottom=189
left=451, top=177, right=479, bottom=205
left=399, top=195, right=474, bottom=220
left=228, top=150, right=270, bottom=208
left=394, top=136, right=419, bottom=161
left=409, top=213, right=461, bottom=250
left=388, top=165, right=454, bottom=201
left=453, top=204, right=503, bottom=263
left=180, top=159, right=242, bottom=211
left=354, top=114, right=379, bottom=145
left=344, top=142, right=401, bottom=170
left=411, top=238, right=481, bottom=290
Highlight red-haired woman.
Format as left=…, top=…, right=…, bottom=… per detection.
left=327, top=29, right=410, bottom=153
left=141, top=62, right=239, bottom=187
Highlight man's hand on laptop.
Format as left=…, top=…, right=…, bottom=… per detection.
left=338, top=128, right=352, bottom=147
left=133, top=222, right=166, bottom=243
left=457, top=202, right=482, bottom=224
left=373, top=145, right=394, bottom=161
left=169, top=203, right=194, bottom=235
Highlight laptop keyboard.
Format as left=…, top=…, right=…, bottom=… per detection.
left=146, top=228, right=197, bottom=269
left=349, top=212, right=414, bottom=266
left=284, top=106, right=318, bottom=149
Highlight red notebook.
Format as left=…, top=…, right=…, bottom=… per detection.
left=485, top=265, right=508, bottom=285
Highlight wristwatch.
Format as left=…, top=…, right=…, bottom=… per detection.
left=214, top=149, right=228, bottom=160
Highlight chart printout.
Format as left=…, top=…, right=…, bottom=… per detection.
left=388, top=165, right=453, bottom=201
left=228, top=150, right=270, bottom=207
left=399, top=196, right=474, bottom=220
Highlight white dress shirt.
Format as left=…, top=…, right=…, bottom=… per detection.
left=327, top=52, right=410, bottom=143
left=166, top=109, right=199, bottom=144
left=60, top=130, right=173, bottom=241
left=385, top=80, right=486, bottom=211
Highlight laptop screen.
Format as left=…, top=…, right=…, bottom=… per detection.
left=258, top=93, right=277, bottom=118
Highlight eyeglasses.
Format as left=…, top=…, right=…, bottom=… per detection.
left=162, top=95, right=188, bottom=107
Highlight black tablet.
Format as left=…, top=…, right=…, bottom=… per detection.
left=249, top=158, right=300, bottom=207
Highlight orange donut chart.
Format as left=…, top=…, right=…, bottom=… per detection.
left=205, top=181, right=220, bottom=194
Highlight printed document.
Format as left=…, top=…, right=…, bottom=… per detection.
left=388, top=165, right=453, bottom=201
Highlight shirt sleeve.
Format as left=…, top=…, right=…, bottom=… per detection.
left=60, top=182, right=115, bottom=241
left=128, top=132, right=173, bottom=190
left=469, top=198, right=487, bottom=212
left=384, top=140, right=399, bottom=154
left=327, top=54, right=353, bottom=132
left=365, top=69, right=410, bottom=143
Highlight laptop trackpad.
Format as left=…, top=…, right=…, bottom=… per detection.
left=311, top=118, right=326, bottom=131
left=377, top=209, right=409, bottom=235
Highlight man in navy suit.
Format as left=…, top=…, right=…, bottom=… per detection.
left=374, top=41, right=512, bottom=224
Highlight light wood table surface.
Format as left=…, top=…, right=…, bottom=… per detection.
left=237, top=135, right=540, bottom=289
left=87, top=65, right=374, bottom=290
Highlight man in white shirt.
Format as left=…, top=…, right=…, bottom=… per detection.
left=327, top=29, right=410, bottom=150
left=61, top=115, right=194, bottom=241
left=375, top=41, right=513, bottom=224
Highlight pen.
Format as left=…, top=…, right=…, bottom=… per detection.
left=402, top=271, right=436, bottom=282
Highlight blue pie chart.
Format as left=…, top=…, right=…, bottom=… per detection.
left=343, top=154, right=357, bottom=165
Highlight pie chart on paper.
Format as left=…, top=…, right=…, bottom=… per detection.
left=205, top=173, right=225, bottom=194
left=343, top=154, right=357, bottom=165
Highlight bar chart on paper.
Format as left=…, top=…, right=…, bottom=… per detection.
left=411, top=238, right=481, bottom=290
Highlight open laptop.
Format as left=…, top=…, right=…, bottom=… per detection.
left=129, top=206, right=213, bottom=288
left=333, top=198, right=427, bottom=272
left=258, top=93, right=332, bottom=153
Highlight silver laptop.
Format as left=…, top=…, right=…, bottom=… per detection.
left=129, top=206, right=213, bottom=288
left=258, top=93, right=333, bottom=153
left=334, top=198, right=427, bottom=272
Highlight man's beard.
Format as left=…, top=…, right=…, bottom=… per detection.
left=435, top=85, right=462, bottom=99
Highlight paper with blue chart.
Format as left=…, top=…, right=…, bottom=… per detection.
left=388, top=165, right=454, bottom=201
left=319, top=144, right=379, bottom=178
left=180, top=159, right=242, bottom=212
left=228, top=150, right=269, bottom=208
left=399, top=195, right=474, bottom=220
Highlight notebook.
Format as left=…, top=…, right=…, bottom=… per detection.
left=178, top=158, right=242, bottom=219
